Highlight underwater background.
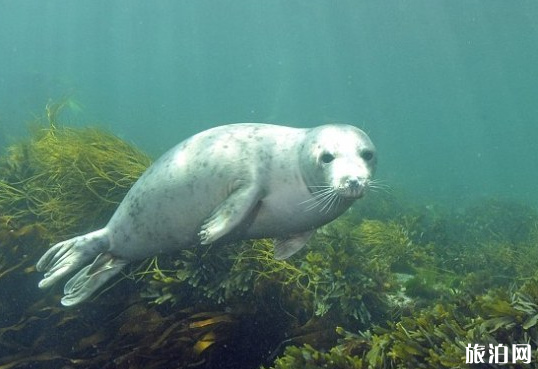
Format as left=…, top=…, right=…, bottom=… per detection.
left=2, top=1, right=538, bottom=369
left=1, top=0, right=537, bottom=207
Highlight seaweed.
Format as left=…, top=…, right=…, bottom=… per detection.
left=263, top=342, right=365, bottom=369
left=142, top=216, right=395, bottom=327
left=0, top=103, right=155, bottom=368
left=0, top=101, right=151, bottom=240
left=452, top=198, right=538, bottom=245
left=267, top=277, right=538, bottom=369
left=265, top=200, right=538, bottom=369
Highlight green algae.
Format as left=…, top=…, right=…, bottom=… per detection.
left=0, top=102, right=151, bottom=241
left=0, top=104, right=155, bottom=369
left=266, top=280, right=538, bottom=369
left=264, top=200, right=538, bottom=369
left=263, top=342, right=365, bottom=369
left=142, top=216, right=393, bottom=326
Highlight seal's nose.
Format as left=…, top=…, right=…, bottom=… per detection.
left=345, top=178, right=361, bottom=189
left=343, top=177, right=366, bottom=198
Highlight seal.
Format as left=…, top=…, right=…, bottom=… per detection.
left=36, top=123, right=377, bottom=306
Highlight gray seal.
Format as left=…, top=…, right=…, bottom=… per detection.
left=36, top=123, right=377, bottom=306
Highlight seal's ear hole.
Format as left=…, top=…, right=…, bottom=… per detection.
left=360, top=150, right=374, bottom=161
left=320, top=153, right=335, bottom=164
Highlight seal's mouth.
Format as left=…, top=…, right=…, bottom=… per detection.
left=337, top=178, right=368, bottom=199
left=301, top=179, right=369, bottom=213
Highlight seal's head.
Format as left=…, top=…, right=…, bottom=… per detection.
left=300, top=124, right=377, bottom=212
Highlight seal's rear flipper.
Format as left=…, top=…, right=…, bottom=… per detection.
left=61, top=252, right=128, bottom=306
left=37, top=229, right=109, bottom=289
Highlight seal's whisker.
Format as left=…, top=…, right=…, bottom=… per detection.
left=327, top=195, right=342, bottom=214
left=326, top=192, right=341, bottom=213
left=300, top=193, right=328, bottom=206
left=369, top=178, right=390, bottom=187
left=300, top=186, right=334, bottom=206
left=303, top=188, right=335, bottom=211
left=309, top=188, right=334, bottom=196
left=304, top=193, right=331, bottom=211
left=317, top=197, right=332, bottom=213
left=319, top=197, right=332, bottom=213
left=368, top=178, right=391, bottom=193
left=327, top=193, right=339, bottom=213
left=303, top=182, right=350, bottom=213
left=308, top=186, right=333, bottom=193
left=319, top=191, right=339, bottom=213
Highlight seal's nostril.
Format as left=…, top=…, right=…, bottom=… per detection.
left=346, top=178, right=360, bottom=188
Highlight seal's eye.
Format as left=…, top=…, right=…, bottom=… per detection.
left=361, top=150, right=374, bottom=161
left=320, top=153, right=335, bottom=164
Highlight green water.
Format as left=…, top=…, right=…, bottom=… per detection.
left=1, top=0, right=537, bottom=207
left=2, top=2, right=538, bottom=368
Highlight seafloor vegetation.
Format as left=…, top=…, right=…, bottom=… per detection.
left=1, top=105, right=538, bottom=369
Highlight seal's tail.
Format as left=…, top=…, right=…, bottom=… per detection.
left=36, top=228, right=127, bottom=306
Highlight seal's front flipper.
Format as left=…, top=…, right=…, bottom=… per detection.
left=274, top=230, right=315, bottom=260
left=61, top=252, right=128, bottom=306
left=199, top=184, right=263, bottom=244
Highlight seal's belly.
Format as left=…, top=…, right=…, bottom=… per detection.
left=106, top=174, right=324, bottom=260
left=243, top=191, right=337, bottom=238
left=106, top=179, right=227, bottom=259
